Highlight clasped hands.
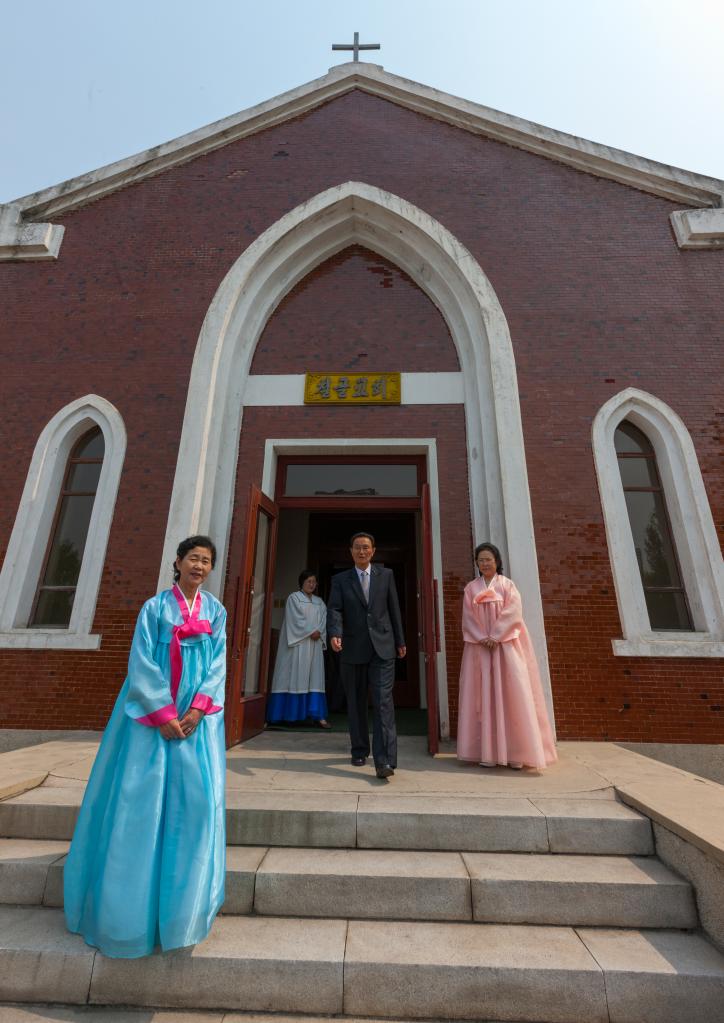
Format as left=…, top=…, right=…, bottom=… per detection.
left=480, top=638, right=499, bottom=650
left=159, top=708, right=204, bottom=740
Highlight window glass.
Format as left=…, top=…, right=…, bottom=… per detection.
left=30, top=427, right=104, bottom=628
left=32, top=590, right=75, bottom=628
left=616, top=421, right=692, bottom=631
left=42, top=496, right=96, bottom=586
left=615, top=422, right=653, bottom=455
left=66, top=461, right=103, bottom=492
left=285, top=463, right=418, bottom=497
left=617, top=456, right=659, bottom=489
left=244, top=511, right=271, bottom=695
left=74, top=430, right=105, bottom=459
left=645, top=591, right=693, bottom=632
left=623, top=491, right=679, bottom=588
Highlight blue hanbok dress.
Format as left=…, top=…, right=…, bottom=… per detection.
left=64, top=585, right=227, bottom=958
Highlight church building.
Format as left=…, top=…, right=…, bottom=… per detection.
left=1, top=61, right=722, bottom=749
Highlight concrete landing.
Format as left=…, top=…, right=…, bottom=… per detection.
left=2, top=733, right=723, bottom=847
left=2, top=733, right=724, bottom=859
left=2, top=732, right=612, bottom=796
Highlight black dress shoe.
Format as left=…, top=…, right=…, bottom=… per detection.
left=375, top=764, right=394, bottom=778
left=351, top=756, right=367, bottom=766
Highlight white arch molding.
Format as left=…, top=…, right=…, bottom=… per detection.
left=0, top=394, right=127, bottom=649
left=592, top=387, right=724, bottom=657
left=160, top=181, right=554, bottom=721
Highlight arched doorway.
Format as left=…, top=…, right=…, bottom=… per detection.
left=158, top=182, right=553, bottom=738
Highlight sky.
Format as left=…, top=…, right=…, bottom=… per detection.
left=2, top=0, right=723, bottom=203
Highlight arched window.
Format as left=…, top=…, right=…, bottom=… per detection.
left=592, top=388, right=724, bottom=658
left=615, top=421, right=692, bottom=631
left=0, top=395, right=126, bottom=649
left=30, top=427, right=105, bottom=628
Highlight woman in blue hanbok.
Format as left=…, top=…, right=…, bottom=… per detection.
left=64, top=535, right=227, bottom=958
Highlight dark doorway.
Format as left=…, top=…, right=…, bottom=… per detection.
left=306, top=511, right=420, bottom=709
left=229, top=461, right=441, bottom=749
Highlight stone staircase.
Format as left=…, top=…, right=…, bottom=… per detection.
left=1, top=783, right=724, bottom=1022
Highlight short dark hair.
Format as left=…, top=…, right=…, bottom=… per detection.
left=298, top=568, right=317, bottom=590
left=474, top=542, right=503, bottom=575
left=350, top=531, right=375, bottom=547
left=173, top=535, right=217, bottom=581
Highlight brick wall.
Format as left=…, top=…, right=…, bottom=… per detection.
left=0, top=90, right=721, bottom=739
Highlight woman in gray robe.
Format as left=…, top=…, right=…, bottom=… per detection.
left=266, top=569, right=330, bottom=727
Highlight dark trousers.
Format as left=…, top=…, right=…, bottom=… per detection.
left=341, top=653, right=397, bottom=767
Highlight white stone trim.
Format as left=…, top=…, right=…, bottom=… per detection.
left=670, top=209, right=724, bottom=249
left=0, top=203, right=64, bottom=261
left=592, top=388, right=724, bottom=657
left=0, top=631, right=102, bottom=650
left=243, top=372, right=464, bottom=406
left=613, top=637, right=724, bottom=658
left=260, top=437, right=451, bottom=739
left=0, top=395, right=126, bottom=648
left=158, top=180, right=554, bottom=724
left=12, top=63, right=723, bottom=219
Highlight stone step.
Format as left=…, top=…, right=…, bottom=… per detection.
left=0, top=1011, right=226, bottom=1022
left=0, top=839, right=69, bottom=906
left=255, top=847, right=697, bottom=928
left=0, top=1012, right=549, bottom=1023
left=0, top=839, right=694, bottom=929
left=0, top=841, right=269, bottom=916
left=356, top=794, right=654, bottom=854
left=0, top=788, right=654, bottom=854
left=0, top=787, right=81, bottom=841
left=345, top=921, right=724, bottom=1023
left=465, top=850, right=699, bottom=929
left=2, top=906, right=724, bottom=1023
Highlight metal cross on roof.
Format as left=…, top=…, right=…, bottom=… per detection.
left=332, top=31, right=381, bottom=63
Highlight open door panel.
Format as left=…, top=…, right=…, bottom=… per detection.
left=226, top=485, right=278, bottom=746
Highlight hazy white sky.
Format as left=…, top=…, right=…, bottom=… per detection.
left=2, top=0, right=723, bottom=202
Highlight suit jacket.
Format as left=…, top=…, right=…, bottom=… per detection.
left=327, top=564, right=405, bottom=664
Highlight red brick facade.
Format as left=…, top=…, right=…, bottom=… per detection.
left=1, top=90, right=721, bottom=740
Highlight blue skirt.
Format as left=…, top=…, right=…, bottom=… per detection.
left=266, top=689, right=328, bottom=723
left=64, top=645, right=226, bottom=958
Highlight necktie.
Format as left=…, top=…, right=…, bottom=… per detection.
left=360, top=571, right=369, bottom=603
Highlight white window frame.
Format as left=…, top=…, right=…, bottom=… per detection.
left=592, top=388, right=724, bottom=657
left=0, top=395, right=126, bottom=649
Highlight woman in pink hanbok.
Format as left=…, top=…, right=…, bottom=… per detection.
left=457, top=543, right=557, bottom=770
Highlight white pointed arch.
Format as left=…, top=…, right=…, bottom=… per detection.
left=593, top=387, right=724, bottom=657
left=160, top=180, right=552, bottom=711
left=0, top=394, right=126, bottom=648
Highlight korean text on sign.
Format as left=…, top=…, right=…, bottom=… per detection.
left=304, top=372, right=401, bottom=405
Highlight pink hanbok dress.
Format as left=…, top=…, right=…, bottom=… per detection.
left=456, top=574, right=557, bottom=769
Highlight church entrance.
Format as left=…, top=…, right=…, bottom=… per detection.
left=226, top=455, right=441, bottom=752
left=287, top=509, right=420, bottom=709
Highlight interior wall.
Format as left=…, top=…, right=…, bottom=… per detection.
left=271, top=508, right=310, bottom=629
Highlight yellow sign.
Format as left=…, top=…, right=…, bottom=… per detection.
left=304, top=372, right=401, bottom=405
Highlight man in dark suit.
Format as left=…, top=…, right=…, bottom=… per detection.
left=327, top=532, right=406, bottom=779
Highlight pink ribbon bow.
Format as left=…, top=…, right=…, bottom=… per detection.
left=473, top=587, right=502, bottom=605
left=170, top=585, right=212, bottom=702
